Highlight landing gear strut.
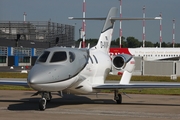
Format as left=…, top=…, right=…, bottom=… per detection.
left=39, top=92, right=52, bottom=111
left=114, top=90, right=122, bottom=104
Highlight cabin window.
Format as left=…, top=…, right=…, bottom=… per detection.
left=50, top=51, right=67, bottom=62
left=38, top=51, right=50, bottom=62
left=69, top=52, right=75, bottom=62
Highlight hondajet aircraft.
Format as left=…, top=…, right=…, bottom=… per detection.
left=1, top=7, right=180, bottom=111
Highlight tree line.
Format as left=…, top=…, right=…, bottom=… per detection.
left=75, top=36, right=180, bottom=48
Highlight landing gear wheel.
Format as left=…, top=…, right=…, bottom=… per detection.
left=39, top=98, right=46, bottom=111
left=116, top=94, right=122, bottom=104
left=114, top=90, right=122, bottom=104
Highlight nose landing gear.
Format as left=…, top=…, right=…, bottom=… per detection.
left=39, top=92, right=52, bottom=111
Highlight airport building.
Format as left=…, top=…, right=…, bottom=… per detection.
left=0, top=20, right=75, bottom=66
left=133, top=57, right=180, bottom=77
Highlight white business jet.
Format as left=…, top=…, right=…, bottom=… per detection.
left=1, top=7, right=180, bottom=111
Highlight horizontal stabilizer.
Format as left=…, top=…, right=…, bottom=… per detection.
left=68, top=17, right=106, bottom=20
left=110, top=17, right=162, bottom=20
left=68, top=17, right=162, bottom=21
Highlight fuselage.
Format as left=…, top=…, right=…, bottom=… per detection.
left=27, top=7, right=116, bottom=95
left=27, top=47, right=111, bottom=94
left=110, top=47, right=180, bottom=61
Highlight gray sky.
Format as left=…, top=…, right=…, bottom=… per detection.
left=0, top=0, right=179, bottom=44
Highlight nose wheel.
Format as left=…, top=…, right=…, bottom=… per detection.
left=39, top=98, right=46, bottom=111
left=39, top=92, right=52, bottom=111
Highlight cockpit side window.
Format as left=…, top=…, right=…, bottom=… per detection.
left=50, top=51, right=67, bottom=62
left=69, top=52, right=75, bottom=62
left=38, top=51, right=50, bottom=62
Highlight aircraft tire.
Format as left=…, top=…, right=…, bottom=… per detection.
left=39, top=98, right=46, bottom=111
left=116, top=94, right=122, bottom=104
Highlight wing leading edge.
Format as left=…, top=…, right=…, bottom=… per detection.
left=93, top=83, right=180, bottom=89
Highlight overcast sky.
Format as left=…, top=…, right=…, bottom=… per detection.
left=0, top=0, right=179, bottom=44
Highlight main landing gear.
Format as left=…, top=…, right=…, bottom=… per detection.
left=114, top=90, right=122, bottom=104
left=39, top=92, right=52, bottom=111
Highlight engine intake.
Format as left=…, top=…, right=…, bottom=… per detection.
left=113, top=56, right=125, bottom=69
left=112, top=54, right=135, bottom=74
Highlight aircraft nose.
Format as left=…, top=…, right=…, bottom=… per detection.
left=27, top=64, right=49, bottom=84
left=27, top=63, right=72, bottom=85
left=27, top=64, right=59, bottom=91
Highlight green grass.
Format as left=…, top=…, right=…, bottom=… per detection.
left=0, top=85, right=32, bottom=91
left=0, top=72, right=179, bottom=82
left=0, top=72, right=28, bottom=78
left=1, top=73, right=180, bottom=95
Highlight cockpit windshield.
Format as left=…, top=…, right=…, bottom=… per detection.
left=38, top=51, right=50, bottom=62
left=50, top=51, right=67, bottom=62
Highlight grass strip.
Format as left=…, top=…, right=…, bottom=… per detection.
left=0, top=72, right=28, bottom=78
left=1, top=73, right=180, bottom=95
left=0, top=85, right=32, bottom=91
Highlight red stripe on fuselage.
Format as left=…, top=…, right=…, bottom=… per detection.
left=109, top=48, right=131, bottom=55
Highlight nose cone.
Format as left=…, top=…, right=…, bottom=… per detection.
left=28, top=64, right=49, bottom=85
left=27, top=63, right=71, bottom=85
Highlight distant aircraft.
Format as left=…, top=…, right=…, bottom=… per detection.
left=1, top=7, right=180, bottom=111
left=110, top=47, right=180, bottom=61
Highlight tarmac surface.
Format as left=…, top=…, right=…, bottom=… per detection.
left=0, top=90, right=180, bottom=120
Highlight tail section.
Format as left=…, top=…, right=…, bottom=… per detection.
left=95, top=7, right=118, bottom=53
left=68, top=7, right=161, bottom=53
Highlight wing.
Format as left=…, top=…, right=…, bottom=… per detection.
left=0, top=80, right=28, bottom=87
left=93, top=82, right=180, bottom=89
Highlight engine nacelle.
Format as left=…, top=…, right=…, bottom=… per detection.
left=111, top=54, right=135, bottom=75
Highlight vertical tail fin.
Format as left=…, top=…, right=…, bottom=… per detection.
left=68, top=7, right=118, bottom=52
left=95, top=7, right=118, bottom=53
